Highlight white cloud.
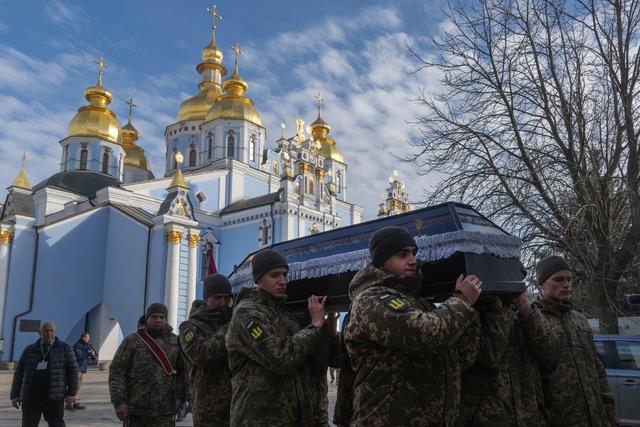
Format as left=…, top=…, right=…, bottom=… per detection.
left=44, top=0, right=89, bottom=33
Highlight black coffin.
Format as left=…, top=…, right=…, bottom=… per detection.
left=229, top=202, right=525, bottom=311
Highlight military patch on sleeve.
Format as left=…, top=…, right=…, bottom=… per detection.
left=184, top=329, right=195, bottom=342
left=244, top=318, right=268, bottom=342
left=375, top=292, right=408, bottom=311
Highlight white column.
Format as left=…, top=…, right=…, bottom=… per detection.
left=186, top=234, right=200, bottom=311
left=0, top=230, right=14, bottom=352
left=164, top=230, right=183, bottom=330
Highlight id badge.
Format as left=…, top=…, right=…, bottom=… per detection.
left=37, top=361, right=48, bottom=370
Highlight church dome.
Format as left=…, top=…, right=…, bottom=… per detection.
left=121, top=119, right=151, bottom=171
left=203, top=40, right=223, bottom=63
left=205, top=68, right=262, bottom=126
left=67, top=81, right=122, bottom=145
left=319, top=140, right=344, bottom=163
left=177, top=86, right=222, bottom=122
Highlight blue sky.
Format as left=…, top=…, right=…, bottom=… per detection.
left=0, top=0, right=449, bottom=219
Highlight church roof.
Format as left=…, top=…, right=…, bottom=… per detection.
left=1, top=192, right=35, bottom=219
left=33, top=170, right=120, bottom=198
left=219, top=188, right=283, bottom=214
left=111, top=203, right=154, bottom=226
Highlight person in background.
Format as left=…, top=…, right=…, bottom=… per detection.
left=531, top=255, right=617, bottom=426
left=70, top=332, right=97, bottom=410
left=344, top=226, right=482, bottom=426
left=10, top=321, right=78, bottom=427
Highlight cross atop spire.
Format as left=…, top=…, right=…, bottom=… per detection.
left=22, top=151, right=26, bottom=167
left=125, top=97, right=137, bottom=120
left=206, top=4, right=222, bottom=42
left=231, top=43, right=243, bottom=70
left=93, top=57, right=109, bottom=85
left=315, top=92, right=324, bottom=115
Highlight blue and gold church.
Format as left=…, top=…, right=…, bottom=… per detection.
left=0, top=7, right=368, bottom=364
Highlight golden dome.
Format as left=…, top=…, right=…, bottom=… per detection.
left=205, top=70, right=261, bottom=126
left=10, top=167, right=32, bottom=191
left=203, top=40, right=223, bottom=63
left=124, top=145, right=150, bottom=170
left=319, top=139, right=344, bottom=163
left=67, top=81, right=122, bottom=144
left=177, top=85, right=222, bottom=122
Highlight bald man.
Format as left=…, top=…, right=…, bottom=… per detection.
left=10, top=321, right=78, bottom=427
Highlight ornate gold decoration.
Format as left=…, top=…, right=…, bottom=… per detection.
left=315, top=168, right=324, bottom=180
left=166, top=230, right=184, bottom=244
left=0, top=230, right=15, bottom=244
left=187, top=234, right=201, bottom=247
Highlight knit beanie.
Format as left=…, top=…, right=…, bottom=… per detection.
left=368, top=226, right=417, bottom=267
left=535, top=255, right=571, bottom=285
left=252, top=249, right=289, bottom=283
left=145, top=302, right=168, bottom=319
left=203, top=273, right=232, bottom=299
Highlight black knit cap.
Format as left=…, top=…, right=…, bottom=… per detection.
left=145, top=302, right=168, bottom=319
left=369, top=226, right=417, bottom=268
left=252, top=249, right=289, bottom=283
left=535, top=255, right=571, bottom=285
left=203, top=273, right=232, bottom=299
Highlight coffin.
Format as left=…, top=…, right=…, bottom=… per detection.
left=229, top=202, right=525, bottom=312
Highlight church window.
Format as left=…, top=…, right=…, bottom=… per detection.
left=272, top=160, right=279, bottom=176
left=63, top=146, right=69, bottom=171
left=336, top=172, right=342, bottom=192
left=309, top=176, right=314, bottom=194
left=250, top=139, right=256, bottom=162
left=227, top=136, right=235, bottom=158
left=207, top=134, right=213, bottom=159
left=102, top=151, right=109, bottom=174
left=189, top=149, right=197, bottom=167
left=80, top=149, right=88, bottom=170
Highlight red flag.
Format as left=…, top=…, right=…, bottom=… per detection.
left=207, top=244, right=217, bottom=274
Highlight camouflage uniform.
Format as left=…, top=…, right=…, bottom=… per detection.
left=108, top=324, right=186, bottom=427
left=225, top=287, right=326, bottom=427
left=307, top=331, right=342, bottom=427
left=344, top=262, right=480, bottom=427
left=178, top=299, right=232, bottom=426
left=531, top=294, right=617, bottom=427
left=333, top=311, right=355, bottom=427
left=460, top=302, right=559, bottom=426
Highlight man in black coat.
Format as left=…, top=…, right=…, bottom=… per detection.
left=10, top=321, right=78, bottom=427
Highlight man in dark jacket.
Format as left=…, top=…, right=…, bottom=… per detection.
left=70, top=332, right=97, bottom=410
left=10, top=321, right=78, bottom=427
left=178, top=273, right=233, bottom=426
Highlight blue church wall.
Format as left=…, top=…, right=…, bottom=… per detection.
left=8, top=209, right=109, bottom=360
left=101, top=208, right=150, bottom=334
left=144, top=227, right=170, bottom=309
left=218, top=221, right=264, bottom=276
left=2, top=228, right=37, bottom=360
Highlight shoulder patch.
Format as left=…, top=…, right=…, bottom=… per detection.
left=375, top=292, right=408, bottom=311
left=184, top=329, right=195, bottom=342
left=244, top=318, right=268, bottom=342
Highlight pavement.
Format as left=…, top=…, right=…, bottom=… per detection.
left=0, top=367, right=338, bottom=426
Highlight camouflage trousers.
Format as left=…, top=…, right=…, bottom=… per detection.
left=124, top=414, right=175, bottom=427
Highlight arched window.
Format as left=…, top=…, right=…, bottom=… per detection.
left=207, top=134, right=213, bottom=159
left=309, top=177, right=314, bottom=195
left=250, top=139, right=256, bottom=162
left=80, top=149, right=88, bottom=170
left=189, top=149, right=197, bottom=167
left=227, top=136, right=235, bottom=158
left=63, top=147, right=69, bottom=171
left=336, top=172, right=342, bottom=192
left=102, top=151, right=109, bottom=174
left=272, top=160, right=279, bottom=176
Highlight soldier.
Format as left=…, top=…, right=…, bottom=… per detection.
left=344, top=226, right=482, bottom=426
left=459, top=262, right=560, bottom=426
left=225, top=249, right=328, bottom=426
left=108, top=303, right=186, bottom=427
left=531, top=255, right=617, bottom=426
left=178, top=273, right=233, bottom=426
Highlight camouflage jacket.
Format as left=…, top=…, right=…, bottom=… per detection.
left=225, top=287, right=326, bottom=427
left=531, top=295, right=617, bottom=426
left=178, top=300, right=232, bottom=426
left=460, top=303, right=559, bottom=426
left=108, top=324, right=186, bottom=417
left=308, top=332, right=342, bottom=427
left=344, top=263, right=480, bottom=427
left=333, top=311, right=355, bottom=427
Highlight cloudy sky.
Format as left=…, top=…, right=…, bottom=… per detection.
left=0, top=0, right=449, bottom=219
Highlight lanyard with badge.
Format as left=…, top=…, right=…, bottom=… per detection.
left=38, top=344, right=51, bottom=370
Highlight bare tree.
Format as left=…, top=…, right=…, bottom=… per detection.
left=406, top=0, right=640, bottom=333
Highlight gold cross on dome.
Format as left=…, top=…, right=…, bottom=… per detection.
left=206, top=4, right=222, bottom=29
left=93, top=57, right=108, bottom=76
left=125, top=98, right=137, bottom=120
left=315, top=92, right=324, bottom=112
left=231, top=43, right=243, bottom=65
